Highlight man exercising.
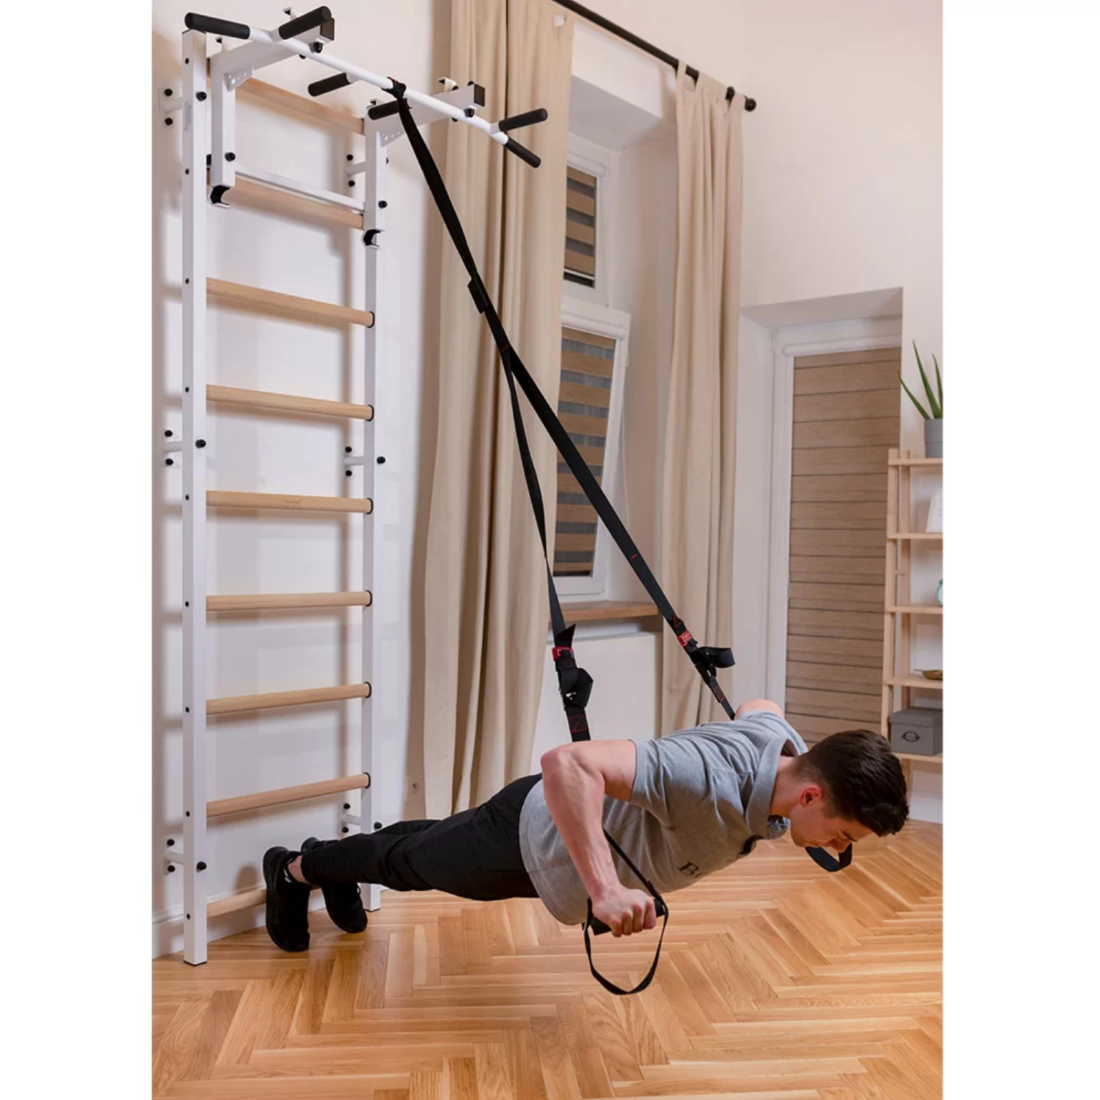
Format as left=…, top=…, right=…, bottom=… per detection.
left=262, top=700, right=909, bottom=951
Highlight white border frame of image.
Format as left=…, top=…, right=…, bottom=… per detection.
left=555, top=296, right=632, bottom=599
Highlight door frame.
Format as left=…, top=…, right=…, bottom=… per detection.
left=765, top=318, right=903, bottom=705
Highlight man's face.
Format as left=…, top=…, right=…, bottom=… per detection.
left=786, top=784, right=874, bottom=853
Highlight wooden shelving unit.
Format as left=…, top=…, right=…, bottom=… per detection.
left=881, top=448, right=943, bottom=776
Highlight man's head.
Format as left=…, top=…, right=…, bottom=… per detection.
left=785, top=731, right=909, bottom=852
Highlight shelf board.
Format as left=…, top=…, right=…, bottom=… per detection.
left=889, top=457, right=943, bottom=467
left=887, top=533, right=943, bottom=541
left=893, top=752, right=943, bottom=765
left=887, top=605, right=943, bottom=615
left=887, top=676, right=943, bottom=690
left=551, top=600, right=659, bottom=625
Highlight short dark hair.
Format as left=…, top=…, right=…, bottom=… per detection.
left=794, top=731, right=909, bottom=836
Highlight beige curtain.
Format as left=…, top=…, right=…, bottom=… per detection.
left=660, top=65, right=745, bottom=735
left=422, top=0, right=574, bottom=816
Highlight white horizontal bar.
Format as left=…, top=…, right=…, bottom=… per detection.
left=236, top=167, right=363, bottom=211
left=163, top=439, right=183, bottom=454
left=343, top=455, right=364, bottom=467
left=239, top=28, right=509, bottom=146
left=341, top=812, right=361, bottom=826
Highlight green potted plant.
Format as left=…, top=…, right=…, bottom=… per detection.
left=900, top=342, right=943, bottom=458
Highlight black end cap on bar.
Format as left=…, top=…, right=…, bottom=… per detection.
left=367, top=100, right=401, bottom=121
left=497, top=107, right=548, bottom=133
left=308, top=72, right=352, bottom=97
left=503, top=136, right=540, bottom=169
left=278, top=6, right=333, bottom=40
left=183, top=12, right=251, bottom=39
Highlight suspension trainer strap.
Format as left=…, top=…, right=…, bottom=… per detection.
left=390, top=91, right=736, bottom=731
left=581, top=829, right=669, bottom=996
left=391, top=88, right=739, bottom=995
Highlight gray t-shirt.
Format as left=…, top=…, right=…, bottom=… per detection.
left=517, top=711, right=807, bottom=925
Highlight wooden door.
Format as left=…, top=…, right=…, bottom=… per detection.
left=784, top=347, right=901, bottom=740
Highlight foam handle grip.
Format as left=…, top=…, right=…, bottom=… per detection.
left=503, top=137, right=541, bottom=169
left=587, top=896, right=667, bottom=936
left=497, top=108, right=549, bottom=133
left=278, top=6, right=333, bottom=39
left=183, top=12, right=251, bottom=39
left=309, top=72, right=352, bottom=97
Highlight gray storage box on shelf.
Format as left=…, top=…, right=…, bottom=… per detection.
left=888, top=707, right=943, bottom=756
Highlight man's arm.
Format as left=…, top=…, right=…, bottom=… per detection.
left=735, top=697, right=784, bottom=720
left=540, top=740, right=655, bottom=935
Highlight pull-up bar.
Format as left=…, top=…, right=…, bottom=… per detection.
left=183, top=7, right=547, bottom=167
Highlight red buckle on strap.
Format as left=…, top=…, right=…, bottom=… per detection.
left=553, top=646, right=573, bottom=661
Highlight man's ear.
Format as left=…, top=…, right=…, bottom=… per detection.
left=799, top=784, right=824, bottom=808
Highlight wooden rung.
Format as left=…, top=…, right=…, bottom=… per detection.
left=207, top=683, right=371, bottom=716
left=236, top=76, right=364, bottom=135
left=887, top=533, right=943, bottom=541
left=218, top=176, right=364, bottom=231
left=207, top=773, right=371, bottom=819
left=207, top=491, right=372, bottom=515
left=208, top=591, right=373, bottom=612
left=208, top=887, right=267, bottom=918
left=887, top=605, right=944, bottom=615
left=207, top=385, right=373, bottom=421
left=207, top=278, right=374, bottom=327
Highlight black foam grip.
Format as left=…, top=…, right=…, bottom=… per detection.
left=367, top=101, right=401, bottom=121
left=497, top=107, right=548, bottom=133
left=278, top=6, right=333, bottom=39
left=503, top=136, right=541, bottom=169
left=587, top=896, right=667, bottom=937
left=183, top=12, right=251, bottom=39
left=308, top=72, right=352, bottom=97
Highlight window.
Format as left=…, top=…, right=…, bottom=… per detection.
left=554, top=299, right=631, bottom=597
left=562, top=134, right=613, bottom=305
left=564, top=167, right=597, bottom=288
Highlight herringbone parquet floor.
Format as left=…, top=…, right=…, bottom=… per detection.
left=153, top=821, right=942, bottom=1100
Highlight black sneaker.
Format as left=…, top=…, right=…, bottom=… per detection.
left=301, top=837, right=368, bottom=934
left=262, top=846, right=311, bottom=952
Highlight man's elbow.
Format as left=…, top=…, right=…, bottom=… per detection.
left=735, top=698, right=784, bottom=719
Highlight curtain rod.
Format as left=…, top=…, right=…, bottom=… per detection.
left=551, top=0, right=757, bottom=111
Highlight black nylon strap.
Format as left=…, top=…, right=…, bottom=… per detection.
left=806, top=844, right=853, bottom=872
left=387, top=87, right=841, bottom=994
left=581, top=829, right=669, bottom=996
left=389, top=90, right=737, bottom=729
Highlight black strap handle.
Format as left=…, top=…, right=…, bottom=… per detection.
left=277, top=6, right=333, bottom=40
left=497, top=107, right=549, bottom=133
left=581, top=829, right=669, bottom=996
left=503, top=137, right=541, bottom=169
left=183, top=12, right=251, bottom=39
left=308, top=72, right=352, bottom=97
left=806, top=844, right=853, bottom=872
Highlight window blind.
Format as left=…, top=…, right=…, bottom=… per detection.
left=554, top=326, right=615, bottom=576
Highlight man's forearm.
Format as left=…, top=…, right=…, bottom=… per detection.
left=541, top=754, right=620, bottom=902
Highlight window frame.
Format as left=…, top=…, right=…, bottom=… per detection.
left=555, top=296, right=631, bottom=599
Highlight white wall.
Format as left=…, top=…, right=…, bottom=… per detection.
left=153, top=0, right=943, bottom=953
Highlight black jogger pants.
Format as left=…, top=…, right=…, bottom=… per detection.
left=298, top=773, right=542, bottom=902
